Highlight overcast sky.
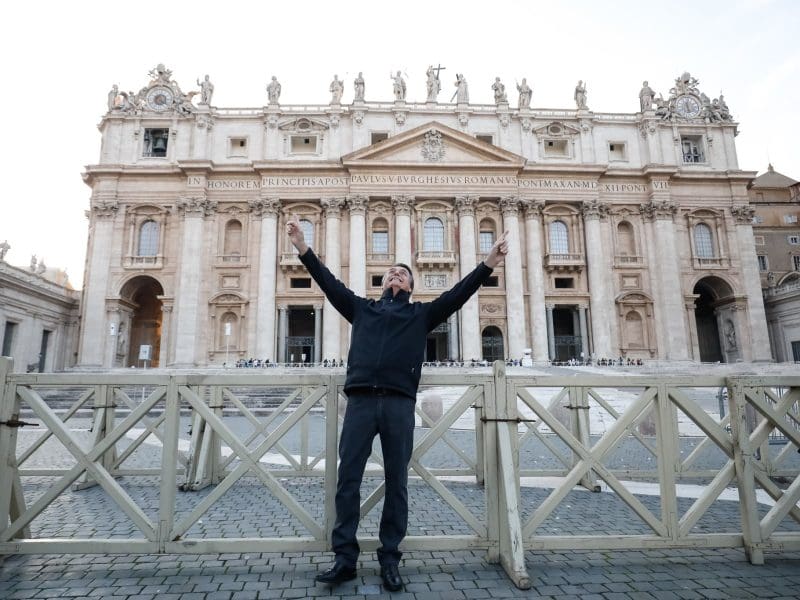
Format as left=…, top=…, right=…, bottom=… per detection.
left=1, top=0, right=798, bottom=289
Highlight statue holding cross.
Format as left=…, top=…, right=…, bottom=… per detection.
left=426, top=64, right=445, bottom=103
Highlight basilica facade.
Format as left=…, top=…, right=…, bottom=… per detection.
left=77, top=65, right=771, bottom=368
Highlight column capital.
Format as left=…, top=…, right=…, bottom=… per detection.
left=391, top=194, right=415, bottom=215
left=347, top=194, right=369, bottom=215
left=321, top=196, right=346, bottom=218
left=640, top=199, right=677, bottom=222
left=455, top=195, right=478, bottom=216
left=500, top=196, right=521, bottom=216
left=277, top=304, right=288, bottom=311
left=90, top=200, right=119, bottom=219
left=581, top=198, right=609, bottom=221
left=177, top=196, right=216, bottom=217
left=521, top=198, right=544, bottom=219
left=248, top=197, right=281, bottom=218
left=730, top=204, right=755, bottom=224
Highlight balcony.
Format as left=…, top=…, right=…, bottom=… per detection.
left=124, top=255, right=163, bottom=269
left=415, top=251, right=457, bottom=269
left=693, top=256, right=729, bottom=270
left=544, top=253, right=585, bottom=273
left=214, top=254, right=249, bottom=268
left=614, top=254, right=644, bottom=268
left=280, top=252, right=323, bottom=272
left=367, top=252, right=394, bottom=265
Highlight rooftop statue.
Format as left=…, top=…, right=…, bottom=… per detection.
left=574, top=80, right=588, bottom=109
left=391, top=70, right=406, bottom=101
left=639, top=81, right=655, bottom=112
left=197, top=75, right=214, bottom=105
left=353, top=72, right=365, bottom=102
left=0, top=239, right=9, bottom=260
left=492, top=77, right=507, bottom=104
left=330, top=75, right=344, bottom=104
left=516, top=78, right=532, bottom=109
left=425, top=66, right=440, bottom=102
left=267, top=76, right=281, bottom=104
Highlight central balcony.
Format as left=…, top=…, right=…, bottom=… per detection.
left=415, top=251, right=457, bottom=269
left=544, top=253, right=585, bottom=273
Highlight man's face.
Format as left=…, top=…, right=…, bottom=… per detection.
left=382, top=265, right=412, bottom=293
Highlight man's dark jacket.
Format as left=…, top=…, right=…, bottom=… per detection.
left=299, top=249, right=493, bottom=400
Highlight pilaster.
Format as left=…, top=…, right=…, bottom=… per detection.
left=321, top=197, right=345, bottom=360
left=456, top=195, right=481, bottom=361
left=499, top=196, right=525, bottom=359
left=251, top=196, right=281, bottom=360
left=392, top=195, right=415, bottom=267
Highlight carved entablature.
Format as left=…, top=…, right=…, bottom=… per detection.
left=210, top=292, right=248, bottom=306
left=581, top=199, right=610, bottom=220
left=248, top=197, right=281, bottom=218
left=320, top=197, right=346, bottom=218
left=196, top=115, right=214, bottom=130
left=347, top=195, right=369, bottom=215
left=353, top=110, right=365, bottom=126
left=177, top=196, right=216, bottom=217
left=640, top=199, right=677, bottom=221
left=730, top=204, right=756, bottom=224
left=391, top=195, right=415, bottom=216
left=277, top=116, right=329, bottom=133
left=455, top=195, right=477, bottom=217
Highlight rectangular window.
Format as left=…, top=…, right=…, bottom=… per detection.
left=757, top=255, right=768, bottom=271
left=479, top=231, right=495, bottom=254
left=2, top=321, right=17, bottom=356
left=784, top=215, right=798, bottom=224
left=476, top=134, right=494, bottom=144
left=229, top=137, right=248, bottom=157
left=608, top=142, right=627, bottom=161
left=290, top=135, right=318, bottom=153
left=789, top=235, right=800, bottom=245
left=754, top=235, right=765, bottom=245
left=554, top=277, right=575, bottom=288
left=793, top=255, right=800, bottom=271
left=372, top=231, right=389, bottom=253
left=484, top=276, right=499, bottom=287
left=290, top=278, right=311, bottom=289
left=371, top=132, right=389, bottom=144
left=544, top=139, right=569, bottom=157
left=681, top=136, right=705, bottom=163
left=371, top=274, right=383, bottom=287
left=143, top=128, right=169, bottom=157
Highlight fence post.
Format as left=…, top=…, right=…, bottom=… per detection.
left=727, top=376, right=765, bottom=565
left=157, top=374, right=181, bottom=552
left=492, top=361, right=530, bottom=589
left=572, top=385, right=600, bottom=492
left=323, top=375, right=339, bottom=548
left=0, top=357, right=28, bottom=542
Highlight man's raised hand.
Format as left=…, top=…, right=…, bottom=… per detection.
left=484, top=230, right=509, bottom=269
left=286, top=214, right=309, bottom=255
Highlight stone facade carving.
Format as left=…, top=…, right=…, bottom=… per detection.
left=197, top=75, right=214, bottom=105
left=522, top=199, right=544, bottom=219
left=176, top=196, right=216, bottom=216
left=329, top=75, right=344, bottom=104
left=574, top=80, right=588, bottom=109
left=454, top=74, right=469, bottom=103
left=391, top=71, right=406, bottom=101
left=347, top=195, right=369, bottom=214
left=353, top=72, right=365, bottom=102
left=248, top=197, right=281, bottom=217
left=517, top=78, right=532, bottom=109
left=492, top=77, right=507, bottom=104
left=500, top=196, right=521, bottom=215
left=421, top=130, right=445, bottom=162
left=639, top=81, right=654, bottom=112
left=353, top=110, right=365, bottom=126
left=640, top=199, right=678, bottom=221
left=455, top=195, right=477, bottom=216
left=581, top=199, right=609, bottom=220
left=91, top=200, right=119, bottom=218
left=321, top=197, right=345, bottom=218
left=425, top=65, right=440, bottom=102
left=730, top=204, right=756, bottom=224
left=391, top=195, right=415, bottom=215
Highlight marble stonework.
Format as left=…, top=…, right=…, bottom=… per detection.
left=78, top=66, right=772, bottom=367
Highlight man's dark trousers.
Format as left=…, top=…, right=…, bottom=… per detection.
left=331, top=389, right=415, bottom=568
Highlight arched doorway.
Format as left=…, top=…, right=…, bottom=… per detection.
left=693, top=276, right=734, bottom=363
left=481, top=326, right=504, bottom=363
left=120, top=276, right=164, bottom=367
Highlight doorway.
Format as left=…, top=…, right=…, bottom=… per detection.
left=553, top=307, right=581, bottom=362
left=426, top=321, right=449, bottom=361
left=286, top=307, right=315, bottom=363
left=120, top=276, right=164, bottom=367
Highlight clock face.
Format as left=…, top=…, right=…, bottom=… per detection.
left=675, top=95, right=700, bottom=118
left=146, top=86, right=174, bottom=111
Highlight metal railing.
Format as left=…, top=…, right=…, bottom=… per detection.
left=0, top=357, right=798, bottom=589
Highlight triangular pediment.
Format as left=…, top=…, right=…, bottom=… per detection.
left=342, top=121, right=525, bottom=168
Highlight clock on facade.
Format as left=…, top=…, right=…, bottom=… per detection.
left=674, top=94, right=701, bottom=118
left=146, top=86, right=174, bottom=111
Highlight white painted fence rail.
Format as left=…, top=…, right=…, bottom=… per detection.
left=0, top=357, right=798, bottom=589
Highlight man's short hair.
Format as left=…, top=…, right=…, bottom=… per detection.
left=389, top=262, right=414, bottom=290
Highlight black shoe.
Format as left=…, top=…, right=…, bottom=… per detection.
left=380, top=563, right=403, bottom=592
left=315, top=562, right=357, bottom=585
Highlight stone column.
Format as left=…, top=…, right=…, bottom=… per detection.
left=579, top=305, right=589, bottom=360
left=106, top=308, right=122, bottom=368
left=500, top=196, right=526, bottom=359
left=392, top=195, right=415, bottom=267
left=251, top=197, right=281, bottom=361
left=348, top=195, right=368, bottom=296
left=546, top=304, right=556, bottom=360
left=641, top=197, right=689, bottom=359
left=173, top=196, right=215, bottom=367
left=321, top=197, right=345, bottom=361
left=158, top=301, right=173, bottom=367
left=582, top=199, right=614, bottom=358
left=77, top=199, right=118, bottom=367
left=277, top=305, right=288, bottom=363
left=523, top=199, right=548, bottom=360
left=447, top=313, right=459, bottom=361
left=456, top=196, right=482, bottom=361
left=731, top=205, right=772, bottom=360
left=314, top=304, right=322, bottom=364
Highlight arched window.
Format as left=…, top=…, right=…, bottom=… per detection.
left=371, top=217, right=389, bottom=254
left=424, top=217, right=445, bottom=251
left=138, top=220, right=159, bottom=256
left=616, top=221, right=636, bottom=256
left=224, top=219, right=242, bottom=256
left=479, top=219, right=496, bottom=254
left=694, top=223, right=714, bottom=258
left=299, top=219, right=314, bottom=247
left=481, top=326, right=504, bottom=362
left=549, top=220, right=569, bottom=254
left=625, top=311, right=644, bottom=348
left=220, top=312, right=238, bottom=350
